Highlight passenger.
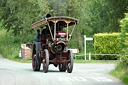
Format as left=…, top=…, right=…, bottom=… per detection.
left=34, top=29, right=40, bottom=42
left=41, top=25, right=54, bottom=42
left=41, top=28, right=46, bottom=37
left=41, top=26, right=50, bottom=38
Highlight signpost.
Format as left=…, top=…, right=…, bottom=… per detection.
left=84, top=35, right=93, bottom=60
left=68, top=49, right=79, bottom=54
left=69, top=49, right=79, bottom=60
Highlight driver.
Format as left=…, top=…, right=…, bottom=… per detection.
left=34, top=29, right=40, bottom=42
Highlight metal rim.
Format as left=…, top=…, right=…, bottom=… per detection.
left=32, top=45, right=41, bottom=71
left=67, top=50, right=73, bottom=73
left=43, top=49, right=49, bottom=73
left=32, top=45, right=37, bottom=71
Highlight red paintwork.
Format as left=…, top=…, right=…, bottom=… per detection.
left=49, top=60, right=70, bottom=63
left=57, top=41, right=66, bottom=45
left=33, top=30, right=70, bottom=68
left=56, top=31, right=67, bottom=38
left=61, top=52, right=68, bottom=58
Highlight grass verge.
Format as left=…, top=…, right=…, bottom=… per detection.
left=74, top=60, right=120, bottom=64
left=110, top=62, right=128, bottom=85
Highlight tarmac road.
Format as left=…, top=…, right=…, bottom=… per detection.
left=0, top=55, right=124, bottom=85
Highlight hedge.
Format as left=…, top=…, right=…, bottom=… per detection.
left=94, top=33, right=121, bottom=60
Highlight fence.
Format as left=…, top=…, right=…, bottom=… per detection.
left=74, top=53, right=121, bottom=61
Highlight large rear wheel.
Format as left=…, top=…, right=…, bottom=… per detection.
left=67, top=50, right=73, bottom=73
left=43, top=49, right=49, bottom=73
left=32, top=45, right=41, bottom=71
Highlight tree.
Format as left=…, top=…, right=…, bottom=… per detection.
left=0, top=0, right=51, bottom=35
left=49, top=0, right=67, bottom=16
left=83, top=0, right=128, bottom=34
left=120, top=13, right=128, bottom=66
left=66, top=0, right=128, bottom=52
left=1, top=0, right=128, bottom=53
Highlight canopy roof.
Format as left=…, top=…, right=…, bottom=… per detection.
left=32, top=16, right=78, bottom=29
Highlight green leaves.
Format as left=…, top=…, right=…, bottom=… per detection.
left=0, top=0, right=128, bottom=53
left=120, top=13, right=128, bottom=66
left=0, top=0, right=50, bottom=35
left=94, top=33, right=121, bottom=60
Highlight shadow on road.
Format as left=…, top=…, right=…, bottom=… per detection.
left=24, top=69, right=66, bottom=73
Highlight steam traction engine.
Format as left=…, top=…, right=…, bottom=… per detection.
left=32, top=14, right=78, bottom=73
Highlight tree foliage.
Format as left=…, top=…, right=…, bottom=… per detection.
left=0, top=0, right=128, bottom=52
left=0, top=0, right=50, bottom=35
left=120, top=13, right=128, bottom=66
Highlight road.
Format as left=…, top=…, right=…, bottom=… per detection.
left=0, top=55, right=124, bottom=85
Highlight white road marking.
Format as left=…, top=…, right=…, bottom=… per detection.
left=95, top=77, right=113, bottom=82
left=72, top=77, right=87, bottom=81
left=58, top=77, right=113, bottom=82
left=91, top=77, right=101, bottom=81
left=58, top=77, right=75, bottom=81
left=73, top=69, right=102, bottom=75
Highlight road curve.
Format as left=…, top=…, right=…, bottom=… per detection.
left=0, top=55, right=124, bottom=85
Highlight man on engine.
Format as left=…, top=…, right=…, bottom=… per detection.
left=34, top=29, right=40, bottom=42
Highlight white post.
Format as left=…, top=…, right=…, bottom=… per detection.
left=84, top=35, right=86, bottom=61
left=84, top=35, right=93, bottom=61
left=75, top=54, right=76, bottom=60
left=89, top=53, right=91, bottom=61
left=19, top=50, right=21, bottom=60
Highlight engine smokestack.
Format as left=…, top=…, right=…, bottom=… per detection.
left=42, top=14, right=51, bottom=20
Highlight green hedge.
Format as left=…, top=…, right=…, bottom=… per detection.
left=94, top=33, right=121, bottom=60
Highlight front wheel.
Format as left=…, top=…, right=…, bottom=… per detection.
left=67, top=50, right=73, bottom=73
left=43, top=49, right=49, bottom=73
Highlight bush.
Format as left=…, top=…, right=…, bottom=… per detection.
left=0, top=30, right=20, bottom=59
left=0, top=29, right=34, bottom=61
left=94, top=33, right=121, bottom=60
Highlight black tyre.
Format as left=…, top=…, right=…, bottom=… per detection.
left=43, top=49, right=49, bottom=73
left=67, top=50, right=73, bottom=73
left=32, top=45, right=41, bottom=71
left=59, top=62, right=66, bottom=72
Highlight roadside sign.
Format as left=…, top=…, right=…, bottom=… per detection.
left=86, top=38, right=93, bottom=41
left=68, top=49, right=79, bottom=53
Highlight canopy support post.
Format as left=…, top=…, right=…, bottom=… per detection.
left=67, top=23, right=69, bottom=41
left=69, top=22, right=76, bottom=41
left=46, top=19, right=54, bottom=41
left=54, top=21, right=56, bottom=40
